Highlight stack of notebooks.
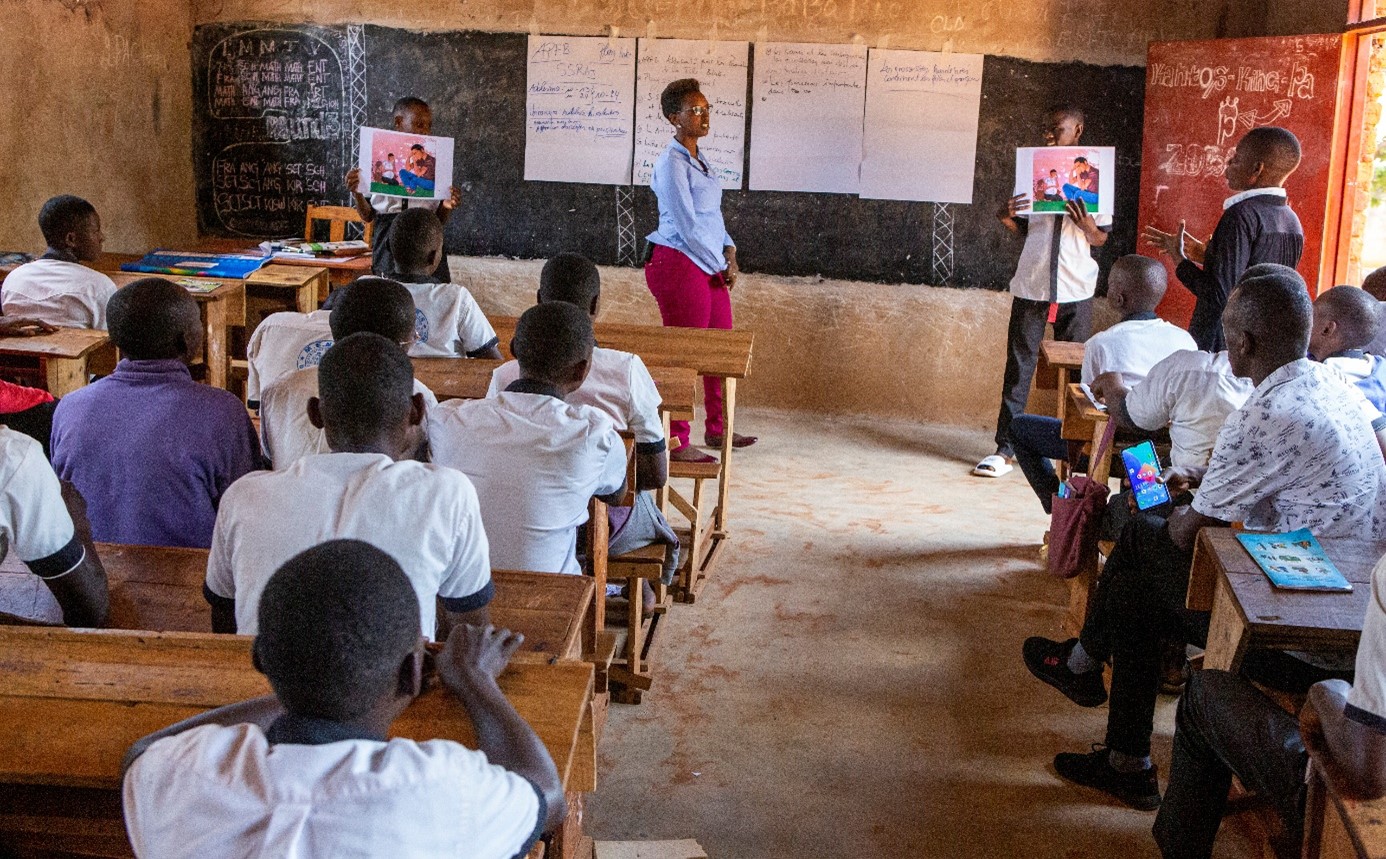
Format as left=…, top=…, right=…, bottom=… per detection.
left=258, top=239, right=369, bottom=258
left=120, top=250, right=271, bottom=279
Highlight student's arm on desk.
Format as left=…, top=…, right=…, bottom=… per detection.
left=1303, top=680, right=1386, bottom=799
left=437, top=624, right=567, bottom=832
left=1090, top=372, right=1160, bottom=438
left=635, top=448, right=668, bottom=492
left=121, top=695, right=283, bottom=780
left=42, top=481, right=109, bottom=627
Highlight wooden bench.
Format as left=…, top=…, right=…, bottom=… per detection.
left=1304, top=757, right=1386, bottom=858
left=1056, top=382, right=1114, bottom=637
left=490, top=315, right=754, bottom=603
left=0, top=625, right=594, bottom=859
left=0, top=543, right=595, bottom=661
left=108, top=272, right=246, bottom=391
left=0, top=327, right=112, bottom=397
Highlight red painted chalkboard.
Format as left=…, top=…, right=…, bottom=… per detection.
left=1138, top=34, right=1349, bottom=325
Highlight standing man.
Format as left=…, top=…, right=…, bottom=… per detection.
left=973, top=106, right=1111, bottom=478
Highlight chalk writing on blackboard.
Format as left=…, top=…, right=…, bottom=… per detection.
left=203, top=27, right=350, bottom=236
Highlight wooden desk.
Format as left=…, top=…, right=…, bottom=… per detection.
left=246, top=263, right=329, bottom=314
left=1059, top=383, right=1114, bottom=483
left=1039, top=340, right=1086, bottom=430
left=0, top=327, right=110, bottom=396
left=108, top=273, right=246, bottom=391
left=195, top=237, right=371, bottom=291
left=1187, top=529, right=1385, bottom=673
left=411, top=356, right=698, bottom=421
left=0, top=626, right=593, bottom=851
left=0, top=545, right=594, bottom=660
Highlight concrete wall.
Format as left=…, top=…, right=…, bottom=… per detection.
left=3, top=0, right=198, bottom=254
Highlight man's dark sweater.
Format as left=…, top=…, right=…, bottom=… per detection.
left=1177, top=193, right=1304, bottom=352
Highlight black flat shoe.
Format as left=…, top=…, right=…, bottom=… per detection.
left=1022, top=637, right=1108, bottom=707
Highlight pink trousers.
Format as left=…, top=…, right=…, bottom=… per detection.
left=643, top=244, right=732, bottom=447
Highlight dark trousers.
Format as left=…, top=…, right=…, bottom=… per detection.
left=1079, top=511, right=1206, bottom=758
left=371, top=212, right=452, bottom=282
left=1153, top=670, right=1307, bottom=859
left=1009, top=414, right=1067, bottom=513
left=993, top=296, right=1091, bottom=455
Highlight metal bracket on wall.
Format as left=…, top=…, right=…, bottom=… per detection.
left=616, top=185, right=638, bottom=266
left=932, top=202, right=955, bottom=285
left=345, top=24, right=369, bottom=241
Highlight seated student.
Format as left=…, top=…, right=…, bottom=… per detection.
left=2, top=195, right=117, bottom=329
left=1145, top=126, right=1304, bottom=352
left=388, top=207, right=502, bottom=359
left=205, top=333, right=491, bottom=637
left=487, top=253, right=678, bottom=588
left=126, top=539, right=564, bottom=859
left=1022, top=269, right=1386, bottom=811
left=1151, top=553, right=1386, bottom=859
left=489, top=253, right=667, bottom=488
left=430, top=302, right=626, bottom=575
left=1310, top=284, right=1386, bottom=411
left=1009, top=255, right=1196, bottom=511
left=1361, top=266, right=1386, bottom=356
left=51, top=279, right=261, bottom=549
left=244, top=305, right=333, bottom=409
left=0, top=426, right=108, bottom=626
left=258, top=278, right=439, bottom=469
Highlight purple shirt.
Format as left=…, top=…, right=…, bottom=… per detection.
left=52, top=359, right=262, bottom=548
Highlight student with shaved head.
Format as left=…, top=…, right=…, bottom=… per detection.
left=1009, top=255, right=1195, bottom=511
left=51, top=278, right=261, bottom=548
left=1145, top=126, right=1305, bottom=352
left=1310, top=284, right=1386, bottom=410
left=1024, top=268, right=1386, bottom=811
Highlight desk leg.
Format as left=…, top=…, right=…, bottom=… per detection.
left=203, top=298, right=228, bottom=390
left=1089, top=416, right=1112, bottom=485
left=1055, top=368, right=1072, bottom=482
left=295, top=283, right=316, bottom=314
left=656, top=412, right=671, bottom=515
left=44, top=357, right=88, bottom=397
left=713, top=377, right=734, bottom=535
left=1203, top=575, right=1251, bottom=672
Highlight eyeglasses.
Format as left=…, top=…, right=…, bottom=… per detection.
left=683, top=106, right=712, bottom=117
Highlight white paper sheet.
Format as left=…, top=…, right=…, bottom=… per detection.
left=859, top=50, right=984, bottom=203
left=1014, top=146, right=1116, bottom=217
left=634, top=39, right=749, bottom=190
left=748, top=43, right=867, bottom=194
left=524, top=35, right=636, bottom=185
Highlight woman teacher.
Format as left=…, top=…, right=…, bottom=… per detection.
left=645, top=78, right=756, bottom=464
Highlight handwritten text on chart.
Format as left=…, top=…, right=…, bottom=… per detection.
left=633, top=40, right=749, bottom=188
left=524, top=36, right=636, bottom=184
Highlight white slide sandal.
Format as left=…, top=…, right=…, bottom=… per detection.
left=971, top=454, right=1014, bottom=478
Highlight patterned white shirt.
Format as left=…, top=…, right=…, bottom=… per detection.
left=1194, top=359, right=1386, bottom=537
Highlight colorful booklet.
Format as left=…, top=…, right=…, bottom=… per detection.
left=1236, top=529, right=1353, bottom=592
left=120, top=250, right=270, bottom=279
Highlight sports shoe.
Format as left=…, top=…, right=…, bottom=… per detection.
left=1054, top=745, right=1161, bottom=810
left=1022, top=637, right=1108, bottom=707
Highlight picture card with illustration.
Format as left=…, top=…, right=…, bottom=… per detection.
left=1014, top=146, right=1115, bottom=217
left=356, top=127, right=455, bottom=200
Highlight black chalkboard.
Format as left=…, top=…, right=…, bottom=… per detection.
left=192, top=23, right=1145, bottom=290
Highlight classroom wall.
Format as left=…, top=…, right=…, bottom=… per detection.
left=3, top=0, right=198, bottom=254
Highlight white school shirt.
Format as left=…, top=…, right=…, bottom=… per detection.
left=1346, top=553, right=1386, bottom=733
left=245, top=310, right=333, bottom=404
left=258, top=368, right=440, bottom=469
left=0, top=258, right=116, bottom=329
left=1008, top=212, right=1113, bottom=304
left=205, top=452, right=492, bottom=637
left=1080, top=315, right=1198, bottom=387
left=123, top=723, right=541, bottom=859
left=396, top=279, right=498, bottom=358
left=487, top=346, right=665, bottom=448
left=428, top=389, right=627, bottom=575
left=0, top=427, right=83, bottom=577
left=1124, top=350, right=1253, bottom=468
left=1193, top=359, right=1386, bottom=538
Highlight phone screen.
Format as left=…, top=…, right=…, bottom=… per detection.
left=1121, top=441, right=1172, bottom=511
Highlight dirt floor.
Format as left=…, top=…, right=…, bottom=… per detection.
left=587, top=407, right=1258, bottom=859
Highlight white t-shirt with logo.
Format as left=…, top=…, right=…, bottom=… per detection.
left=258, top=368, right=440, bottom=470
left=400, top=281, right=498, bottom=358
left=487, top=346, right=665, bottom=447
left=124, top=723, right=542, bottom=859
left=429, top=391, right=627, bottom=575
left=205, top=452, right=492, bottom=637
left=1, top=259, right=117, bottom=329
left=245, top=310, right=333, bottom=404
